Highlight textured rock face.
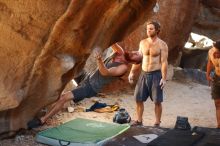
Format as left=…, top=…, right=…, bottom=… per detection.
left=0, top=0, right=156, bottom=136
left=0, top=0, right=69, bottom=136
left=201, top=0, right=220, bottom=9
left=0, top=0, right=69, bottom=111
left=180, top=48, right=209, bottom=71
left=193, top=0, right=220, bottom=41
left=121, top=0, right=200, bottom=64
left=180, top=0, right=220, bottom=71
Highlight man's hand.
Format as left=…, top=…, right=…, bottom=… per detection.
left=159, top=79, right=166, bottom=89
left=128, top=72, right=135, bottom=84
left=94, top=52, right=102, bottom=62
left=206, top=75, right=213, bottom=86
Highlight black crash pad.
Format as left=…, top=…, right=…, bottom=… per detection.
left=103, top=126, right=220, bottom=146
left=103, top=126, right=167, bottom=146
left=147, top=129, right=204, bottom=146
left=193, top=127, right=220, bottom=146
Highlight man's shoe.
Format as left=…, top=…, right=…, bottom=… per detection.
left=130, top=120, right=143, bottom=126
left=154, top=121, right=161, bottom=128
left=154, top=123, right=160, bottom=128
left=27, top=118, right=44, bottom=129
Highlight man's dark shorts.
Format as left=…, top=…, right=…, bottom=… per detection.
left=211, top=74, right=220, bottom=100
left=134, top=70, right=163, bottom=103
left=71, top=80, right=97, bottom=103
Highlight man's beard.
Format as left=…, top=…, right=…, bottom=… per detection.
left=148, top=32, right=157, bottom=38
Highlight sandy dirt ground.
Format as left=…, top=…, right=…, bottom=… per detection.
left=0, top=79, right=217, bottom=146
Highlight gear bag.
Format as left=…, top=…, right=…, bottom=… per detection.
left=113, top=108, right=131, bottom=124
left=174, top=116, right=191, bottom=130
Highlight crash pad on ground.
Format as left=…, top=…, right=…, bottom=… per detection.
left=35, top=118, right=130, bottom=146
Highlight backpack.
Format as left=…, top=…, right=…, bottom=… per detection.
left=113, top=108, right=131, bottom=124
left=174, top=116, right=191, bottom=130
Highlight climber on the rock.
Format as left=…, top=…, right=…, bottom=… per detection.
left=27, top=43, right=142, bottom=129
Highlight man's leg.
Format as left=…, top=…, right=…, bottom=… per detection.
left=214, top=99, right=220, bottom=128
left=136, top=101, right=144, bottom=122
left=154, top=102, right=162, bottom=125
left=40, top=91, right=74, bottom=124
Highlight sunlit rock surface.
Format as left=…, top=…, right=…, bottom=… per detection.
left=0, top=0, right=156, bottom=136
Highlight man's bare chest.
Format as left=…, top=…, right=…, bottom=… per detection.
left=142, top=47, right=161, bottom=57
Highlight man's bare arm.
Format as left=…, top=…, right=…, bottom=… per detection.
left=129, top=43, right=143, bottom=74
left=128, top=44, right=142, bottom=84
left=159, top=43, right=168, bottom=89
left=160, top=44, right=168, bottom=81
left=206, top=58, right=213, bottom=77
left=130, top=64, right=141, bottom=73
left=96, top=53, right=128, bottom=76
left=111, top=43, right=124, bottom=54
left=206, top=52, right=214, bottom=85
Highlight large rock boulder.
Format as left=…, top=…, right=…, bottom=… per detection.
left=0, top=0, right=69, bottom=111
left=0, top=0, right=156, bottom=137
left=192, top=0, right=220, bottom=41
left=180, top=48, right=209, bottom=71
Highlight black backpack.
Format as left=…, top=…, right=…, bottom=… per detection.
left=174, top=116, right=191, bottom=130
left=113, top=108, right=131, bottom=124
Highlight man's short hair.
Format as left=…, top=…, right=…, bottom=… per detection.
left=213, top=40, right=220, bottom=50
left=146, top=20, right=161, bottom=34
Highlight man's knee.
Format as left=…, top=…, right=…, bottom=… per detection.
left=154, top=102, right=162, bottom=106
left=59, top=92, right=73, bottom=103
left=136, top=101, right=143, bottom=105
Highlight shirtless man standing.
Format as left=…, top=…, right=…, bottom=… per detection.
left=128, top=20, right=168, bottom=126
left=206, top=40, right=220, bottom=128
